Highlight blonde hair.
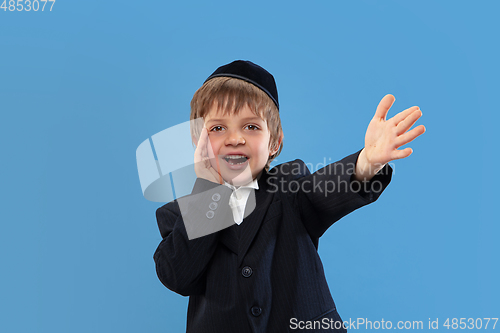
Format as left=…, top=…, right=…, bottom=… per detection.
left=190, top=77, right=283, bottom=170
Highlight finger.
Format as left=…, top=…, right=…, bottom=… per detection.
left=209, top=167, right=223, bottom=185
left=204, top=129, right=217, bottom=160
left=201, top=128, right=214, bottom=162
left=390, top=106, right=419, bottom=126
left=391, top=147, right=413, bottom=160
left=374, top=94, right=396, bottom=121
left=194, top=128, right=208, bottom=160
left=395, top=125, right=426, bottom=148
left=214, top=154, right=223, bottom=184
left=195, top=148, right=207, bottom=164
left=199, top=127, right=208, bottom=147
left=392, top=106, right=420, bottom=127
left=204, top=156, right=211, bottom=168
left=395, top=109, right=423, bottom=135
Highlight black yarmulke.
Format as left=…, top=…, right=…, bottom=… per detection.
left=204, top=60, right=279, bottom=109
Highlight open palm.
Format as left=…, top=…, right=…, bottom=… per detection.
left=364, top=94, right=426, bottom=166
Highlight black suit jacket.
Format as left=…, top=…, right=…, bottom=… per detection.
left=154, top=150, right=392, bottom=332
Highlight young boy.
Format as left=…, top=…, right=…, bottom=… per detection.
left=153, top=60, right=425, bottom=332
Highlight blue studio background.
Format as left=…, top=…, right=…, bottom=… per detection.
left=1, top=1, right=499, bottom=332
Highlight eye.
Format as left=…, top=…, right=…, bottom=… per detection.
left=210, top=126, right=225, bottom=132
left=245, top=124, right=260, bottom=131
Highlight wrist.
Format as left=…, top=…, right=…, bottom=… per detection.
left=354, top=148, right=386, bottom=182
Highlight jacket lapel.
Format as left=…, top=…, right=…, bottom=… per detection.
left=219, top=223, right=239, bottom=254
left=237, top=173, right=275, bottom=267
left=218, top=171, right=276, bottom=262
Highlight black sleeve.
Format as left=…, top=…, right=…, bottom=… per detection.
left=290, top=149, right=393, bottom=239
left=153, top=178, right=233, bottom=296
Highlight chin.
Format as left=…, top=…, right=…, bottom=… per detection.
left=221, top=168, right=254, bottom=186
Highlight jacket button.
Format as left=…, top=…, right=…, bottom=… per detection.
left=212, top=193, right=221, bottom=202
left=206, top=211, right=215, bottom=219
left=241, top=266, right=252, bottom=278
left=251, top=306, right=262, bottom=317
left=209, top=202, right=218, bottom=210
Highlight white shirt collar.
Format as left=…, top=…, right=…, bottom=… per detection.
left=223, top=178, right=259, bottom=225
left=223, top=178, right=259, bottom=192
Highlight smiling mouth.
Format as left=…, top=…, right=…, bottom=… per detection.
left=223, top=155, right=248, bottom=165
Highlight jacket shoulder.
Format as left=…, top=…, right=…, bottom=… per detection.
left=267, top=159, right=311, bottom=181
left=156, top=200, right=180, bottom=216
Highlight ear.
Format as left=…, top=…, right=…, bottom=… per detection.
left=192, top=135, right=198, bottom=148
left=269, top=133, right=284, bottom=156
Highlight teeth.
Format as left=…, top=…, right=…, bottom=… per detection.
left=225, top=155, right=247, bottom=159
left=224, top=155, right=248, bottom=165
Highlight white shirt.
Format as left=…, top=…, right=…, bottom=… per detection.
left=223, top=179, right=259, bottom=225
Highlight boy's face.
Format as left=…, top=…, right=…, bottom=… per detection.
left=204, top=104, right=273, bottom=186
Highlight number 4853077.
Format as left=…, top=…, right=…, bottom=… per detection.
left=1, top=0, right=56, bottom=11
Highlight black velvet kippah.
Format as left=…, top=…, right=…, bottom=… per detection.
left=204, top=60, right=279, bottom=110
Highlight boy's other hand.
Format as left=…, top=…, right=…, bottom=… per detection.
left=194, top=127, right=223, bottom=184
left=355, top=94, right=426, bottom=181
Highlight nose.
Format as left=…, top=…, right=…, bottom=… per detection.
left=225, top=129, right=246, bottom=146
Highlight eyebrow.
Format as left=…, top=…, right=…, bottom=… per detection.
left=205, top=117, right=265, bottom=124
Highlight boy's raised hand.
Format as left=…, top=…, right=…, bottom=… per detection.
left=194, top=127, right=223, bottom=184
left=355, top=94, right=426, bottom=181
